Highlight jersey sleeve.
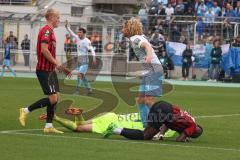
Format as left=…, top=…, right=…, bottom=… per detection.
left=40, top=29, right=51, bottom=44
left=66, top=27, right=79, bottom=42
left=131, top=36, right=147, bottom=48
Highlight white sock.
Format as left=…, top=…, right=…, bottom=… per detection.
left=24, top=108, right=30, bottom=114
left=45, top=123, right=53, bottom=128
left=113, top=128, right=123, bottom=135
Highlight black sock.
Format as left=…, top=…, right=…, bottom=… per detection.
left=120, top=128, right=144, bottom=140
left=28, top=98, right=51, bottom=112
left=46, top=103, right=56, bottom=123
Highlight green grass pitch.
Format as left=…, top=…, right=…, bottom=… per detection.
left=0, top=77, right=240, bottom=160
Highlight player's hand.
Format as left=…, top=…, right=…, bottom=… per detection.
left=159, top=134, right=164, bottom=140
left=65, top=20, right=69, bottom=28
left=146, top=55, right=151, bottom=64
left=55, top=61, right=62, bottom=70
left=61, top=66, right=72, bottom=78
left=176, top=133, right=187, bottom=142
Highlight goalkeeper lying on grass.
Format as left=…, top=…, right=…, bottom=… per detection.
left=103, top=101, right=203, bottom=142
left=39, top=108, right=176, bottom=138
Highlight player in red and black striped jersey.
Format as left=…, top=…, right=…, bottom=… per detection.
left=104, top=101, right=203, bottom=142
left=19, top=9, right=70, bottom=134
left=36, top=24, right=56, bottom=71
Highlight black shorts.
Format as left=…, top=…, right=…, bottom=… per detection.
left=36, top=70, right=59, bottom=95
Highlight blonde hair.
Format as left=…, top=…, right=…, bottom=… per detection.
left=123, top=18, right=143, bottom=37
left=45, top=9, right=59, bottom=20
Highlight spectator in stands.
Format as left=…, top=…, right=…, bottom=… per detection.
left=185, top=7, right=194, bottom=40
left=208, top=39, right=222, bottom=82
left=197, top=0, right=208, bottom=16
left=165, top=3, right=174, bottom=21
left=150, top=30, right=165, bottom=57
left=175, top=0, right=185, bottom=15
left=64, top=34, right=75, bottom=68
left=194, top=0, right=201, bottom=15
left=138, top=4, right=148, bottom=33
left=224, top=4, right=237, bottom=21
left=158, top=50, right=170, bottom=79
left=223, top=18, right=234, bottom=41
left=6, top=31, right=18, bottom=49
left=232, top=35, right=240, bottom=47
left=179, top=35, right=188, bottom=44
left=115, top=31, right=127, bottom=53
left=205, top=0, right=214, bottom=8
left=185, top=0, right=195, bottom=12
left=6, top=31, right=18, bottom=66
left=92, top=34, right=102, bottom=53
left=224, top=3, right=231, bottom=13
left=216, top=0, right=223, bottom=8
left=148, top=0, right=159, bottom=31
left=21, top=34, right=30, bottom=66
left=157, top=3, right=166, bottom=15
left=205, top=36, right=213, bottom=71
left=181, top=43, right=193, bottom=80
left=185, top=6, right=195, bottom=16
left=212, top=1, right=222, bottom=16
left=235, top=1, right=240, bottom=18
left=158, top=0, right=168, bottom=6
left=149, top=0, right=159, bottom=15
left=171, top=25, right=181, bottom=42
left=196, top=17, right=204, bottom=40
left=153, top=18, right=165, bottom=33
left=150, top=29, right=165, bottom=45
left=150, top=30, right=160, bottom=50
left=170, top=0, right=177, bottom=8
left=204, top=8, right=215, bottom=36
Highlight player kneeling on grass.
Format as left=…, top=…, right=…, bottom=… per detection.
left=103, top=101, right=203, bottom=142
left=39, top=107, right=176, bottom=137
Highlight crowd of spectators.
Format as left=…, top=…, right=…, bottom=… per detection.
left=1, top=31, right=31, bottom=66
left=136, top=0, right=240, bottom=81
left=146, top=0, right=240, bottom=18
left=0, top=0, right=33, bottom=5
left=139, top=0, right=240, bottom=42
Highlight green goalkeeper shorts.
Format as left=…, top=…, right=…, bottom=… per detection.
left=92, top=113, right=119, bottom=134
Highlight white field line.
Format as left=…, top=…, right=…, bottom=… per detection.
left=0, top=131, right=240, bottom=153
left=0, top=113, right=240, bottom=153
left=195, top=113, right=240, bottom=119
left=0, top=113, right=239, bottom=133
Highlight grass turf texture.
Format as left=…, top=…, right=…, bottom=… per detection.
left=0, top=77, right=239, bottom=160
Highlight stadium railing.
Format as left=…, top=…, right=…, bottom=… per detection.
left=0, top=0, right=34, bottom=5
left=0, top=15, right=239, bottom=79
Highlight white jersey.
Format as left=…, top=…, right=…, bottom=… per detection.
left=75, top=37, right=92, bottom=56
left=130, top=35, right=163, bottom=74
left=66, top=27, right=96, bottom=63
left=130, top=35, right=161, bottom=65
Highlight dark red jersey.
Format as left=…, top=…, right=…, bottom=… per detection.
left=36, top=25, right=56, bottom=71
left=165, top=105, right=197, bottom=137
left=148, top=101, right=197, bottom=137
